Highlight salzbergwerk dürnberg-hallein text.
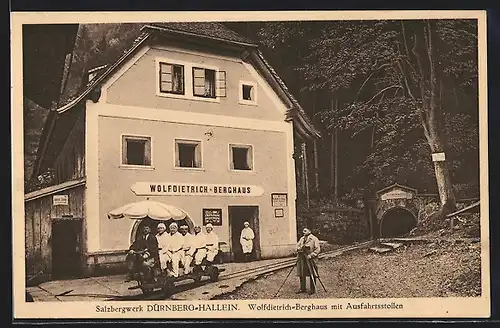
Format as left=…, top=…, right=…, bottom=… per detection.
left=95, top=302, right=403, bottom=313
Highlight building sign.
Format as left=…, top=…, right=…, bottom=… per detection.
left=202, top=208, right=222, bottom=226
left=274, top=208, right=284, bottom=218
left=432, top=152, right=446, bottom=162
left=53, top=195, right=69, bottom=206
left=131, top=182, right=264, bottom=197
left=380, top=188, right=414, bottom=201
left=271, top=193, right=288, bottom=207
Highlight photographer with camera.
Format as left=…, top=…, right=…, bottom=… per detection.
left=296, top=227, right=321, bottom=295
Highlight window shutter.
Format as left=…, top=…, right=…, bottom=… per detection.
left=144, top=139, right=152, bottom=166
left=216, top=70, right=227, bottom=97
left=160, top=63, right=173, bottom=92
left=122, top=137, right=128, bottom=164
left=193, top=68, right=206, bottom=96
left=229, top=146, right=235, bottom=170
left=174, top=65, right=185, bottom=94
left=195, top=143, right=202, bottom=168
left=246, top=147, right=253, bottom=170
left=175, top=141, right=180, bottom=167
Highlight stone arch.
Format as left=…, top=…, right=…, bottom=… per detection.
left=129, top=212, right=195, bottom=245
left=379, top=206, right=417, bottom=238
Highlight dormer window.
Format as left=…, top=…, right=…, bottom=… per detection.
left=159, top=62, right=185, bottom=95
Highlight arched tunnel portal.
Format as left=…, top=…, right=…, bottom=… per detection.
left=379, top=207, right=417, bottom=238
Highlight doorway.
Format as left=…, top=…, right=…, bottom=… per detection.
left=51, top=219, right=82, bottom=279
left=228, top=206, right=260, bottom=262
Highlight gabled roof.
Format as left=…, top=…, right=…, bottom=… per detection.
left=376, top=183, right=418, bottom=195
left=33, top=22, right=321, bottom=178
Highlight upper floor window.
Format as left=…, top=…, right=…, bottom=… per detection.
left=159, top=62, right=185, bottom=95
left=230, top=144, right=253, bottom=171
left=193, top=67, right=227, bottom=99
left=122, top=135, right=152, bottom=167
left=175, top=139, right=202, bottom=169
left=239, top=81, right=258, bottom=105
left=242, top=84, right=254, bottom=100
left=193, top=67, right=216, bottom=98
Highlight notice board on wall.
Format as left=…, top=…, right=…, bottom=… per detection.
left=271, top=193, right=287, bottom=207
left=202, top=208, right=223, bottom=226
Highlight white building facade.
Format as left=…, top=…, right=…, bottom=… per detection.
left=27, top=23, right=320, bottom=277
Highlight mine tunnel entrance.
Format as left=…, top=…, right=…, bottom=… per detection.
left=380, top=207, right=417, bottom=238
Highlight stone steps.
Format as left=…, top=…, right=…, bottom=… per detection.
left=380, top=242, right=403, bottom=249
left=369, top=241, right=404, bottom=254
left=368, top=246, right=393, bottom=254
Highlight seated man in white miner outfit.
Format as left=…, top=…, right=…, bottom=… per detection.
left=155, top=223, right=169, bottom=272
left=163, top=222, right=184, bottom=277
left=179, top=225, right=195, bottom=275
left=296, top=227, right=321, bottom=295
left=204, top=223, right=220, bottom=264
left=192, top=225, right=208, bottom=267
left=240, top=221, right=255, bottom=262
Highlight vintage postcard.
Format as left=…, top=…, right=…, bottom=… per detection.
left=11, top=10, right=490, bottom=319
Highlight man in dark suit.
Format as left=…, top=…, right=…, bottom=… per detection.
left=125, top=225, right=159, bottom=282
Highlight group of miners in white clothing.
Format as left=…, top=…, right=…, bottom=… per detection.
left=152, top=222, right=220, bottom=278
left=126, top=219, right=257, bottom=281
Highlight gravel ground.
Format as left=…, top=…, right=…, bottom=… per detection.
left=215, top=238, right=481, bottom=300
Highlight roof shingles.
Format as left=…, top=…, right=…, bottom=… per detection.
left=145, top=22, right=257, bottom=46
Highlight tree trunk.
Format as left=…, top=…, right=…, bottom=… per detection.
left=313, top=140, right=320, bottom=194
left=330, top=97, right=338, bottom=206
left=433, top=159, right=456, bottom=207
left=426, top=132, right=457, bottom=212
left=425, top=20, right=457, bottom=214
left=301, top=142, right=310, bottom=209
left=312, top=93, right=320, bottom=194
left=405, top=20, right=457, bottom=215
left=334, top=120, right=338, bottom=206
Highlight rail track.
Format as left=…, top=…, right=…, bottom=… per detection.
left=112, top=240, right=375, bottom=301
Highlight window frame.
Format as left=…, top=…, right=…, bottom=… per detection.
left=154, top=57, right=223, bottom=103
left=238, top=80, right=258, bottom=106
left=173, top=138, right=204, bottom=171
left=120, top=134, right=154, bottom=170
left=158, top=61, right=185, bottom=95
left=192, top=66, right=217, bottom=99
left=228, top=143, right=255, bottom=172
